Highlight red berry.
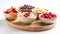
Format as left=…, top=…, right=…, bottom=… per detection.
left=4, top=8, right=18, bottom=14
left=44, top=14, right=49, bottom=18
left=48, top=15, right=52, bottom=19
left=20, top=6, right=25, bottom=9
left=24, top=15, right=28, bottom=17
left=4, top=12, right=9, bottom=14
left=26, top=12, right=30, bottom=15
left=29, top=5, right=33, bottom=9
left=43, top=13, right=48, bottom=15
left=40, top=12, right=56, bottom=19
left=41, top=15, right=44, bottom=18
left=12, top=8, right=18, bottom=13
left=52, top=14, right=56, bottom=18
left=4, top=9, right=9, bottom=14
left=49, top=12, right=52, bottom=14
left=29, top=6, right=32, bottom=9
left=54, top=15, right=56, bottom=17
left=9, top=11, right=13, bottom=14
left=24, top=13, right=30, bottom=17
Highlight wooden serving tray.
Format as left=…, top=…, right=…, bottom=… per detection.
left=6, top=19, right=55, bottom=32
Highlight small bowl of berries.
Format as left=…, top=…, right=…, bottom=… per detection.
left=19, top=5, right=35, bottom=12
left=4, top=7, right=18, bottom=20
left=39, top=12, right=57, bottom=24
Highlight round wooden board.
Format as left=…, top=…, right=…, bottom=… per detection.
left=6, top=19, right=55, bottom=32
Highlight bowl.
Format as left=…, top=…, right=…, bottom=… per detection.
left=17, top=12, right=37, bottom=23
left=4, top=13, right=17, bottom=20
left=39, top=15, right=57, bottom=24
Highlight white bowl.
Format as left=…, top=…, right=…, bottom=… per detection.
left=17, top=12, right=37, bottom=23
left=39, top=15, right=57, bottom=24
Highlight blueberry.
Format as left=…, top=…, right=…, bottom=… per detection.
left=24, top=5, right=27, bottom=7
left=32, top=7, right=35, bottom=9
left=27, top=6, right=29, bottom=7
left=24, top=5, right=27, bottom=8
left=24, top=5, right=32, bottom=9
left=26, top=5, right=29, bottom=9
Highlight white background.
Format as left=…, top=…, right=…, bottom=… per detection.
left=0, top=0, right=60, bottom=34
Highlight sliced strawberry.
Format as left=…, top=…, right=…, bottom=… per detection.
left=4, top=9, right=9, bottom=13
left=12, top=8, right=18, bottom=13
left=4, top=11, right=9, bottom=14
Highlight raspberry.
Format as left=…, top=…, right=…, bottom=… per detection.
left=20, top=6, right=25, bottom=9
left=49, top=12, right=52, bottom=14
left=29, top=6, right=32, bottom=9
left=24, top=13, right=30, bottom=18
left=26, top=13, right=29, bottom=16
left=54, top=15, right=56, bottom=17
left=44, top=14, right=49, bottom=18
left=40, top=12, right=56, bottom=19
left=41, top=15, right=44, bottom=18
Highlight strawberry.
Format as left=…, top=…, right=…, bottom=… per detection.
left=5, top=8, right=18, bottom=14
left=4, top=9, right=9, bottom=14
left=12, top=8, right=18, bottom=13
left=4, top=12, right=9, bottom=14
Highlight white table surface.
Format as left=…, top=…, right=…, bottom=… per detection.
left=0, top=0, right=60, bottom=34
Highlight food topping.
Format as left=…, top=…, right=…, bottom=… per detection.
left=32, top=8, right=48, bottom=13
left=40, top=12, right=56, bottom=19
left=24, top=12, right=30, bottom=18
left=20, top=5, right=35, bottom=9
left=4, top=6, right=18, bottom=14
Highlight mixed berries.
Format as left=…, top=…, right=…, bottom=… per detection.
left=40, top=12, right=56, bottom=19
left=24, top=12, right=30, bottom=18
left=20, top=5, right=35, bottom=9
left=4, top=7, right=18, bottom=14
